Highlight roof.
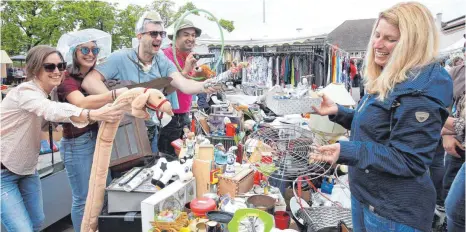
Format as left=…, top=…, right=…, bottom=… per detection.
left=441, top=15, right=465, bottom=32
left=1, top=50, right=13, bottom=64
left=327, top=18, right=376, bottom=52
left=196, top=34, right=327, bottom=47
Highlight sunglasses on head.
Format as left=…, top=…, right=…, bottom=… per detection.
left=43, top=62, right=67, bottom=72
left=79, top=47, right=100, bottom=56
left=143, top=31, right=167, bottom=38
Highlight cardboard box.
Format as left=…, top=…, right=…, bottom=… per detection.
left=192, top=159, right=213, bottom=197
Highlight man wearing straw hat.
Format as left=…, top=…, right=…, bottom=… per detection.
left=158, top=19, right=202, bottom=156
left=81, top=11, right=218, bottom=154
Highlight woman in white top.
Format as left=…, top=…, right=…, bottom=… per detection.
left=0, top=45, right=124, bottom=232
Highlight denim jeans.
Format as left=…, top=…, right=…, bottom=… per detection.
left=158, top=113, right=190, bottom=157
left=443, top=154, right=463, bottom=200
left=445, top=163, right=465, bottom=232
left=60, top=130, right=111, bottom=232
left=1, top=169, right=45, bottom=232
left=351, top=196, right=421, bottom=232
left=149, top=125, right=158, bottom=153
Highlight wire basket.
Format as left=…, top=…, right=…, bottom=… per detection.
left=297, top=207, right=352, bottom=232
left=265, top=95, right=322, bottom=115
left=207, top=135, right=237, bottom=151
left=265, top=86, right=322, bottom=115
left=242, top=124, right=331, bottom=182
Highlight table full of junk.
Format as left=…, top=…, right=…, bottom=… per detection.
left=97, top=70, right=356, bottom=232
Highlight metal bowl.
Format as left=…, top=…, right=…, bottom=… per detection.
left=246, top=195, right=276, bottom=215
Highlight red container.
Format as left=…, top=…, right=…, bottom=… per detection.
left=225, top=123, right=236, bottom=136
left=254, top=171, right=264, bottom=185
left=190, top=197, right=216, bottom=217
left=274, top=211, right=290, bottom=229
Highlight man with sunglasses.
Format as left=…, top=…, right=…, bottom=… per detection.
left=81, top=11, right=217, bottom=154
left=157, top=19, right=202, bottom=156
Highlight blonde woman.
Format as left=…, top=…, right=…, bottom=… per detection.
left=0, top=45, right=124, bottom=232
left=312, top=2, right=453, bottom=231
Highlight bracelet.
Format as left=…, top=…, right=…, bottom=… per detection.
left=112, top=90, right=116, bottom=101
left=86, top=109, right=92, bottom=123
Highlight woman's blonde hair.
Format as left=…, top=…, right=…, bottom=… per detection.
left=364, top=2, right=439, bottom=100
left=25, top=45, right=64, bottom=81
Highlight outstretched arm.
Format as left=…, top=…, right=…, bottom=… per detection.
left=81, top=70, right=109, bottom=95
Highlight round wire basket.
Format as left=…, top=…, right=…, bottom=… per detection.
left=242, top=124, right=331, bottom=182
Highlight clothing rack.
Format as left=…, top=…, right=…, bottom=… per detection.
left=326, top=42, right=349, bottom=56
left=244, top=51, right=324, bottom=58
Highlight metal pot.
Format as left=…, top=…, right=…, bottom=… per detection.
left=246, top=195, right=276, bottom=215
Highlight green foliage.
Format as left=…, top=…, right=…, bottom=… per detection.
left=113, top=4, right=145, bottom=50
left=149, top=0, right=175, bottom=27
left=0, top=0, right=235, bottom=55
left=219, top=19, right=235, bottom=32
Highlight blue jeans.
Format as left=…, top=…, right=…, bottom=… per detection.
left=61, top=130, right=110, bottom=232
left=443, top=154, right=463, bottom=201
left=1, top=169, right=45, bottom=232
left=351, top=196, right=421, bottom=232
left=151, top=126, right=158, bottom=153
left=445, top=163, right=465, bottom=232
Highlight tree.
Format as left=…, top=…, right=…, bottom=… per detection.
left=0, top=1, right=76, bottom=54
left=171, top=1, right=199, bottom=25
left=0, top=0, right=119, bottom=54
left=114, top=4, right=145, bottom=49
left=149, top=0, right=175, bottom=27
left=219, top=19, right=235, bottom=32
left=149, top=0, right=235, bottom=33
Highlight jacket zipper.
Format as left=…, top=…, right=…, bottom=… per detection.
left=358, top=94, right=371, bottom=113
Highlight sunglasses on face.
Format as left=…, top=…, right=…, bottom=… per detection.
left=43, top=62, right=67, bottom=72
left=143, top=31, right=167, bottom=38
left=79, top=47, right=100, bottom=56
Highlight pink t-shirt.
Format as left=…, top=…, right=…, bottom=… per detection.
left=163, top=47, right=192, bottom=114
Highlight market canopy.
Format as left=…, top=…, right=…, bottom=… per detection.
left=10, top=55, right=26, bottom=61
left=440, top=38, right=466, bottom=54
left=196, top=34, right=327, bottom=47
left=0, top=50, right=13, bottom=64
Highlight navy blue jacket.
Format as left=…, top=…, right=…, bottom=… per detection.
left=330, top=63, right=453, bottom=231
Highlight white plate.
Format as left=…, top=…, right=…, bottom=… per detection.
left=289, top=197, right=310, bottom=225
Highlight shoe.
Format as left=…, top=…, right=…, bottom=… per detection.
left=436, top=204, right=446, bottom=213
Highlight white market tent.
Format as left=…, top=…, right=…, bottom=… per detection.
left=0, top=50, right=13, bottom=78
left=440, top=38, right=465, bottom=55
left=161, top=14, right=326, bottom=48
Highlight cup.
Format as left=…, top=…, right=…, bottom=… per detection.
left=225, top=123, right=236, bottom=136
left=274, top=211, right=290, bottom=229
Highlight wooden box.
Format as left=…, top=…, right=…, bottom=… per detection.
left=217, top=168, right=254, bottom=198
left=109, top=115, right=152, bottom=168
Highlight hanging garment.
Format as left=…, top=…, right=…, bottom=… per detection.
left=276, top=56, right=280, bottom=85
left=284, top=56, right=290, bottom=85
left=327, top=49, right=331, bottom=85
left=332, top=50, right=337, bottom=83
left=267, top=57, right=273, bottom=88
left=291, top=58, right=295, bottom=86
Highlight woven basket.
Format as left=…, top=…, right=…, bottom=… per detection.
left=150, top=212, right=189, bottom=231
